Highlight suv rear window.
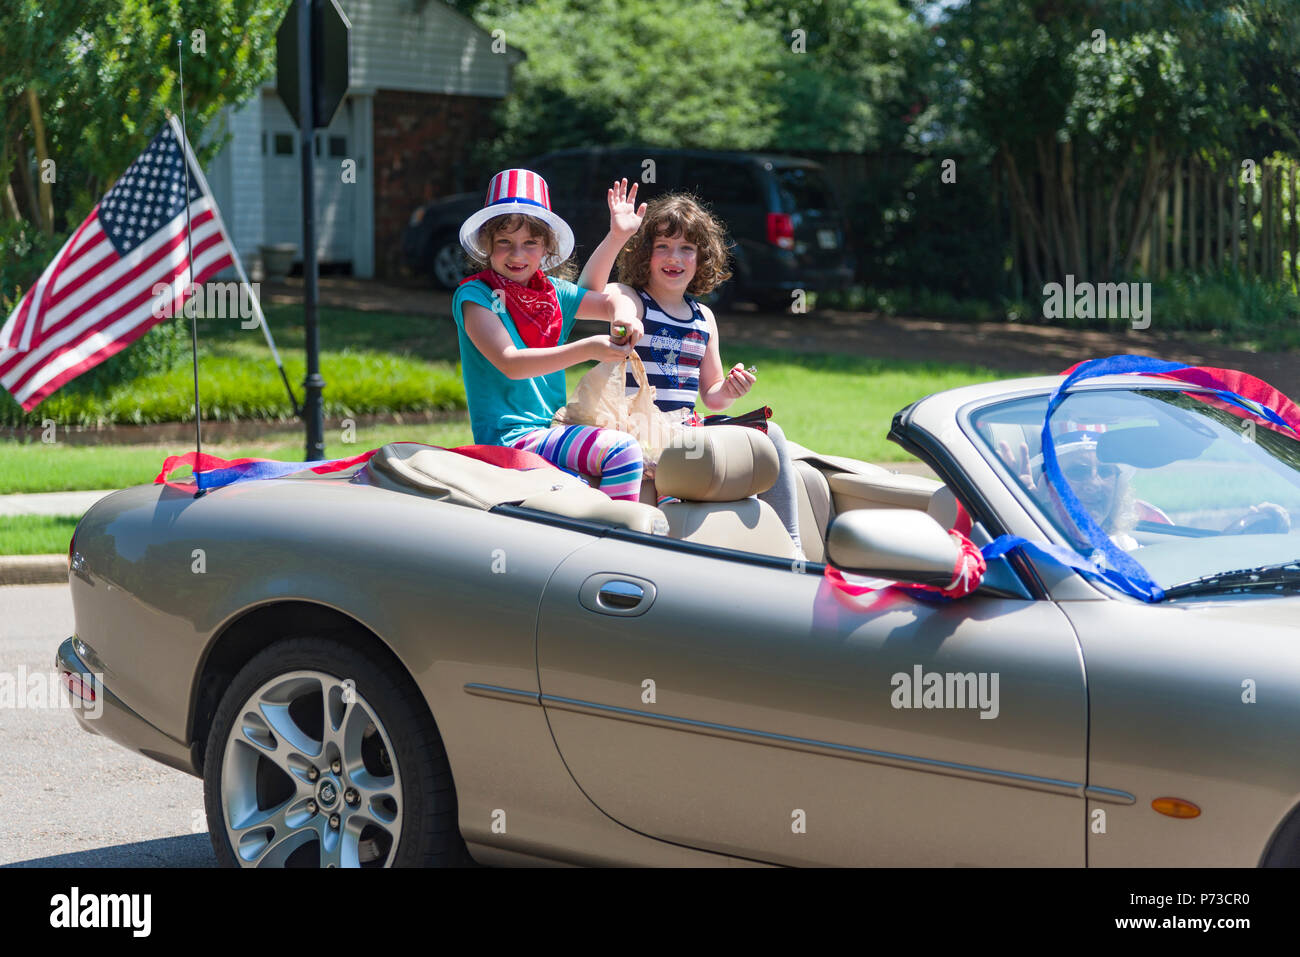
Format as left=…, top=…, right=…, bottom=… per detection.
left=774, top=166, right=833, bottom=213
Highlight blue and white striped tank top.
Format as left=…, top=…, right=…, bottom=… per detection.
left=625, top=290, right=710, bottom=412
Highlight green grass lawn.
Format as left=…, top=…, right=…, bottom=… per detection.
left=2, top=515, right=80, bottom=556
left=0, top=420, right=476, bottom=494
left=0, top=306, right=465, bottom=428
left=2, top=345, right=999, bottom=496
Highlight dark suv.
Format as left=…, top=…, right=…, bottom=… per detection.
left=402, top=147, right=854, bottom=308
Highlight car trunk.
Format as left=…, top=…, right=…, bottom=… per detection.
left=771, top=163, right=846, bottom=272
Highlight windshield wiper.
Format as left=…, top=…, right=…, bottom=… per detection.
left=1163, top=560, right=1300, bottom=600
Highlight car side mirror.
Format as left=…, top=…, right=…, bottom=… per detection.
left=825, top=509, right=959, bottom=587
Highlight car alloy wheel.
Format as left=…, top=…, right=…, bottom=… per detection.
left=218, top=669, right=400, bottom=867
left=432, top=237, right=470, bottom=290
left=203, top=636, right=471, bottom=868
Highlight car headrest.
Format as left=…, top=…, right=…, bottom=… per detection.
left=926, top=485, right=960, bottom=529
left=654, top=426, right=779, bottom=502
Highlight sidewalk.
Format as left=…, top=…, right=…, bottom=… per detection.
left=0, top=490, right=117, bottom=518
left=0, top=490, right=116, bottom=586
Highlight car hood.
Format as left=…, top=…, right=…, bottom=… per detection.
left=1163, top=590, right=1300, bottom=624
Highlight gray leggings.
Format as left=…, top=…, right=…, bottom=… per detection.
left=756, top=420, right=802, bottom=552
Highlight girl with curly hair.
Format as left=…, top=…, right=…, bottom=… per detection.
left=577, top=182, right=804, bottom=556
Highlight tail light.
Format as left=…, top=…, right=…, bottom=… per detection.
left=766, top=213, right=795, bottom=250
left=62, top=671, right=97, bottom=703
left=68, top=526, right=76, bottom=572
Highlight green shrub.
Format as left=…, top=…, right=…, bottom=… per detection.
left=1045, top=271, right=1300, bottom=348
left=1151, top=272, right=1300, bottom=347
left=0, top=220, right=63, bottom=315
left=818, top=273, right=1300, bottom=350
left=0, top=346, right=465, bottom=428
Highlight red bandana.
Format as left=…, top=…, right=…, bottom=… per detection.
left=462, top=269, right=563, bottom=349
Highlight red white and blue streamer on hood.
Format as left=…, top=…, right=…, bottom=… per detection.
left=825, top=354, right=1300, bottom=604
left=154, top=444, right=563, bottom=491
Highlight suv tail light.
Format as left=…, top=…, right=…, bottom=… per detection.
left=766, top=213, right=795, bottom=250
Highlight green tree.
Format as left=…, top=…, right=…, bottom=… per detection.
left=471, top=0, right=784, bottom=160
left=746, top=0, right=926, bottom=152
left=472, top=0, right=925, bottom=158
left=919, top=0, right=1300, bottom=290
left=2, top=0, right=285, bottom=308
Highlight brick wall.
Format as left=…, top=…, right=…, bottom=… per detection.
left=372, top=89, right=497, bottom=278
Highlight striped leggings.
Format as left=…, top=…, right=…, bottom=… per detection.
left=509, top=425, right=644, bottom=501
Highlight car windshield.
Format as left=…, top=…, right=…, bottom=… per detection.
left=969, top=386, right=1300, bottom=589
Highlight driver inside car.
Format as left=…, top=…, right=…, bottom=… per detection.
left=999, top=429, right=1141, bottom=550
left=997, top=428, right=1293, bottom=551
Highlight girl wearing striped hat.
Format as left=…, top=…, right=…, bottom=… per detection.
left=451, top=169, right=648, bottom=500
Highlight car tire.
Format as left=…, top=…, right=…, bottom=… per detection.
left=203, top=635, right=473, bottom=868
left=430, top=234, right=471, bottom=290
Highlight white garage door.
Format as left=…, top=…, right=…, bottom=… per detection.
left=262, top=92, right=357, bottom=265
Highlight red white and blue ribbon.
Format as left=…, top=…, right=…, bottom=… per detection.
left=155, top=444, right=562, bottom=491
left=825, top=530, right=987, bottom=601
left=826, top=355, right=1300, bottom=604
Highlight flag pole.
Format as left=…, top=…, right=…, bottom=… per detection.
left=164, top=115, right=301, bottom=418
left=177, top=38, right=205, bottom=498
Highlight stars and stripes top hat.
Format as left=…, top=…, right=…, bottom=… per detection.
left=459, top=169, right=574, bottom=270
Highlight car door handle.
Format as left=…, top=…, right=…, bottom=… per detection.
left=598, top=581, right=643, bottom=609
left=579, top=573, right=657, bottom=617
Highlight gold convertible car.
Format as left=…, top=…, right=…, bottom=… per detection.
left=58, top=372, right=1300, bottom=867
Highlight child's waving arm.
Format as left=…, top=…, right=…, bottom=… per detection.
left=697, top=303, right=756, bottom=411
left=577, top=179, right=646, bottom=292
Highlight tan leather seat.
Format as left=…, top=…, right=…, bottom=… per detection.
left=793, top=460, right=834, bottom=563
left=654, top=426, right=799, bottom=559
left=785, top=444, right=947, bottom=561
left=367, top=443, right=668, bottom=535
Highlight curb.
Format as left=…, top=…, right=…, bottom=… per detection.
left=0, top=555, right=68, bottom=587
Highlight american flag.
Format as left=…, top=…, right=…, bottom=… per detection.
left=0, top=115, right=234, bottom=411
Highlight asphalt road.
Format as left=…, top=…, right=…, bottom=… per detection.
left=0, top=583, right=215, bottom=867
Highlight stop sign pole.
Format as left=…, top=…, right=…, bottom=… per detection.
left=296, top=0, right=324, bottom=461
left=277, top=0, right=351, bottom=461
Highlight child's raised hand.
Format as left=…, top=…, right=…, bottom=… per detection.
left=720, top=362, right=756, bottom=400
left=608, top=178, right=647, bottom=239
